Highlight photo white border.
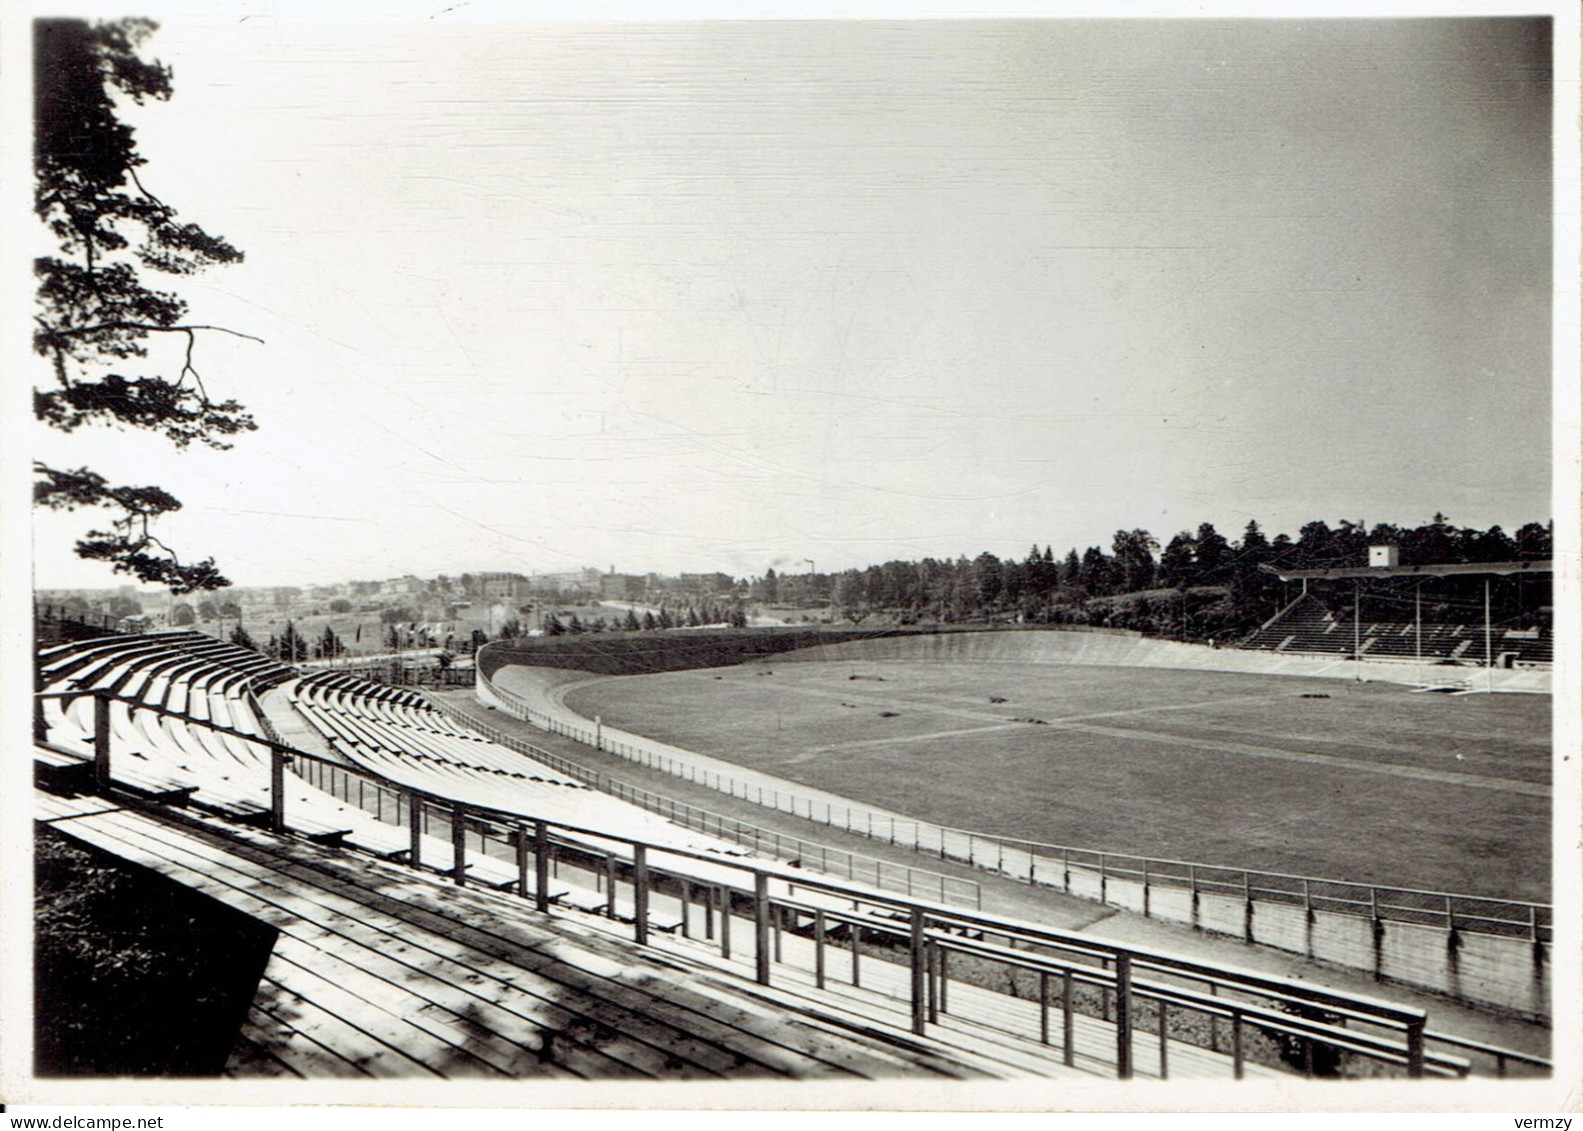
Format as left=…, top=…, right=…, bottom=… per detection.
left=3, top=0, right=1577, bottom=1119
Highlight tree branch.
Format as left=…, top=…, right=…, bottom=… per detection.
left=38, top=320, right=265, bottom=345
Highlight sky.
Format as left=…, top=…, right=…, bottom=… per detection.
left=20, top=4, right=1563, bottom=590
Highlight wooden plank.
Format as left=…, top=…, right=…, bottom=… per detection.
left=70, top=811, right=736, bottom=1079
left=252, top=844, right=938, bottom=1077
left=86, top=806, right=967, bottom=1079
left=36, top=791, right=123, bottom=823
left=258, top=948, right=506, bottom=1079
left=657, top=932, right=1067, bottom=1079
left=224, top=1031, right=303, bottom=1079
left=345, top=875, right=969, bottom=1079
left=33, top=745, right=88, bottom=771
left=66, top=813, right=658, bottom=1080
left=268, top=937, right=576, bottom=1079
left=240, top=997, right=375, bottom=1079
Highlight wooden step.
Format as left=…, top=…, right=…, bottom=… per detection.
left=44, top=800, right=995, bottom=1081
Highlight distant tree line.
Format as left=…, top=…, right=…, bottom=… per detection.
left=769, top=515, right=1552, bottom=642
left=538, top=601, right=750, bottom=636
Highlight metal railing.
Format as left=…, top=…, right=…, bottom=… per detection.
left=475, top=671, right=1552, bottom=947
left=36, top=687, right=1488, bottom=1081
left=428, top=698, right=981, bottom=908
left=1424, top=1029, right=1552, bottom=1078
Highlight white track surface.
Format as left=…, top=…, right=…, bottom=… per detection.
left=769, top=630, right=1551, bottom=692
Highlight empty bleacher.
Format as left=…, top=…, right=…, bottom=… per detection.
left=286, top=670, right=758, bottom=872
left=37, top=632, right=458, bottom=860
left=1238, top=595, right=1552, bottom=667
left=34, top=629, right=1495, bottom=1081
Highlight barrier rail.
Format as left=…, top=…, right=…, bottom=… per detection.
left=477, top=665, right=1554, bottom=1018
left=427, top=697, right=981, bottom=908
left=476, top=672, right=1549, bottom=942
left=37, top=687, right=1491, bottom=1081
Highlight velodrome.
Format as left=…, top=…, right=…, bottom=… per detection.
left=33, top=616, right=1552, bottom=1083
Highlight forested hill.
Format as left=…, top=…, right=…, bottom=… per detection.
left=756, top=515, right=1552, bottom=643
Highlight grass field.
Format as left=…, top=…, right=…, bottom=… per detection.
left=563, top=660, right=1551, bottom=901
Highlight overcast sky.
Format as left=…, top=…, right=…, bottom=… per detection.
left=25, top=7, right=1557, bottom=589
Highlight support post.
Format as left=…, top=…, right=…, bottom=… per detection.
left=814, top=911, right=826, bottom=989
left=269, top=744, right=287, bottom=833
left=516, top=826, right=530, bottom=900
left=1415, top=582, right=1423, bottom=674
left=1406, top=1016, right=1425, bottom=1079
left=1159, top=1001, right=1170, bottom=1078
left=909, top=907, right=927, bottom=1035
left=1354, top=580, right=1361, bottom=662
left=409, top=795, right=422, bottom=870
left=633, top=845, right=649, bottom=946
left=451, top=807, right=467, bottom=886
left=754, top=873, right=771, bottom=984
left=93, top=692, right=112, bottom=790
left=1115, top=952, right=1134, bottom=1080
left=534, top=820, right=551, bottom=913
left=1062, top=971, right=1075, bottom=1066
left=1484, top=578, right=1493, bottom=670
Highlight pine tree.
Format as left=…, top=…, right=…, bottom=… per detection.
left=317, top=625, right=343, bottom=659
left=33, top=20, right=259, bottom=593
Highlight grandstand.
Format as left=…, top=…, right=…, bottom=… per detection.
left=33, top=628, right=1548, bottom=1080
left=1239, top=560, right=1553, bottom=670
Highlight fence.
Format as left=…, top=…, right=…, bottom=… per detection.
left=427, top=698, right=980, bottom=907
left=38, top=686, right=1512, bottom=1081
left=477, top=667, right=1553, bottom=1018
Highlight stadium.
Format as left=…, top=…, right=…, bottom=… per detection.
left=19, top=9, right=1572, bottom=1114
left=31, top=562, right=1555, bottom=1082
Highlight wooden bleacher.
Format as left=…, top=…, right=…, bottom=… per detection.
left=35, top=629, right=1469, bottom=1081
left=37, top=791, right=1010, bottom=1080
left=287, top=671, right=755, bottom=870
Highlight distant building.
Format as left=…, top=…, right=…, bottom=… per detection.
left=531, top=568, right=602, bottom=594
left=601, top=573, right=644, bottom=599
left=476, top=572, right=531, bottom=602
left=679, top=572, right=735, bottom=596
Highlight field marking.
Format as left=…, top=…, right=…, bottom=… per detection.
left=563, top=667, right=1550, bottom=798
left=789, top=722, right=1031, bottom=762
left=1038, top=720, right=1548, bottom=797
left=692, top=673, right=1551, bottom=797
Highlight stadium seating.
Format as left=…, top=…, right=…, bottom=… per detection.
left=36, top=627, right=1523, bottom=1080
left=286, top=670, right=758, bottom=879
left=1236, top=595, right=1552, bottom=666
left=37, top=629, right=772, bottom=911
left=35, top=631, right=499, bottom=864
